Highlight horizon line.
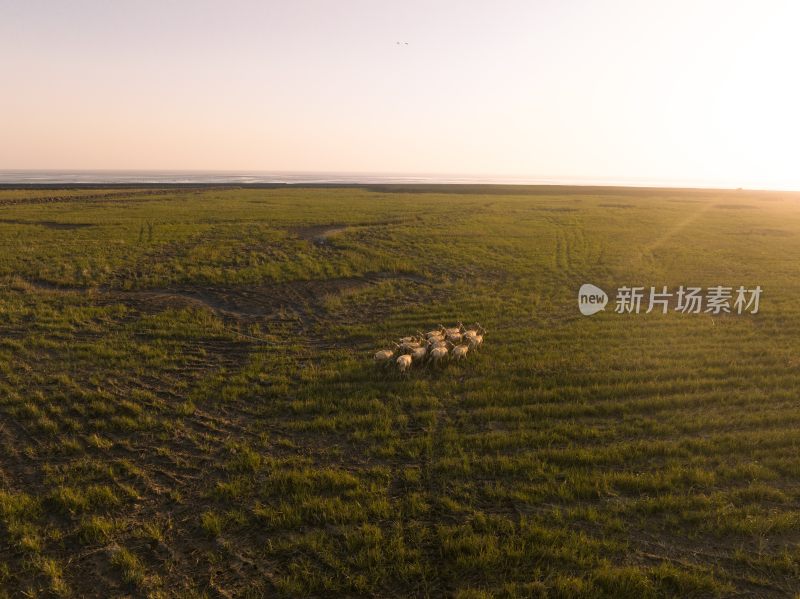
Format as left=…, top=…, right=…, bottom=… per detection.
left=1, top=169, right=800, bottom=193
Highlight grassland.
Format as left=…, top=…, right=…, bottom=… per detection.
left=1, top=185, right=800, bottom=597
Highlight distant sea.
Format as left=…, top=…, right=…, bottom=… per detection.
left=0, top=170, right=750, bottom=189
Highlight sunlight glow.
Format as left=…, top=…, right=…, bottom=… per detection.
left=1, top=0, right=799, bottom=189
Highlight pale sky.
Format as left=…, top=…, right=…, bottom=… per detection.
left=2, top=0, right=800, bottom=188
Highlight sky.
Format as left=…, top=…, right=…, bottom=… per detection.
left=2, top=0, right=800, bottom=188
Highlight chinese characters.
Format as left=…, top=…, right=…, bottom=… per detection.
left=614, top=285, right=761, bottom=314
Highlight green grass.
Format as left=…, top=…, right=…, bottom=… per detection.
left=1, top=185, right=800, bottom=596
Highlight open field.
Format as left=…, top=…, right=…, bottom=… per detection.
left=2, top=185, right=800, bottom=597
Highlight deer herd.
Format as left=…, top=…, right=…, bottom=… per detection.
left=373, top=322, right=486, bottom=373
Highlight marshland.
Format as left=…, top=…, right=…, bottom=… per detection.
left=2, top=184, right=800, bottom=597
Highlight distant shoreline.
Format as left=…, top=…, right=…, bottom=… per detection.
left=1, top=170, right=795, bottom=192
left=0, top=182, right=797, bottom=195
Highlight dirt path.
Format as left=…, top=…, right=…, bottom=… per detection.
left=14, top=272, right=428, bottom=326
